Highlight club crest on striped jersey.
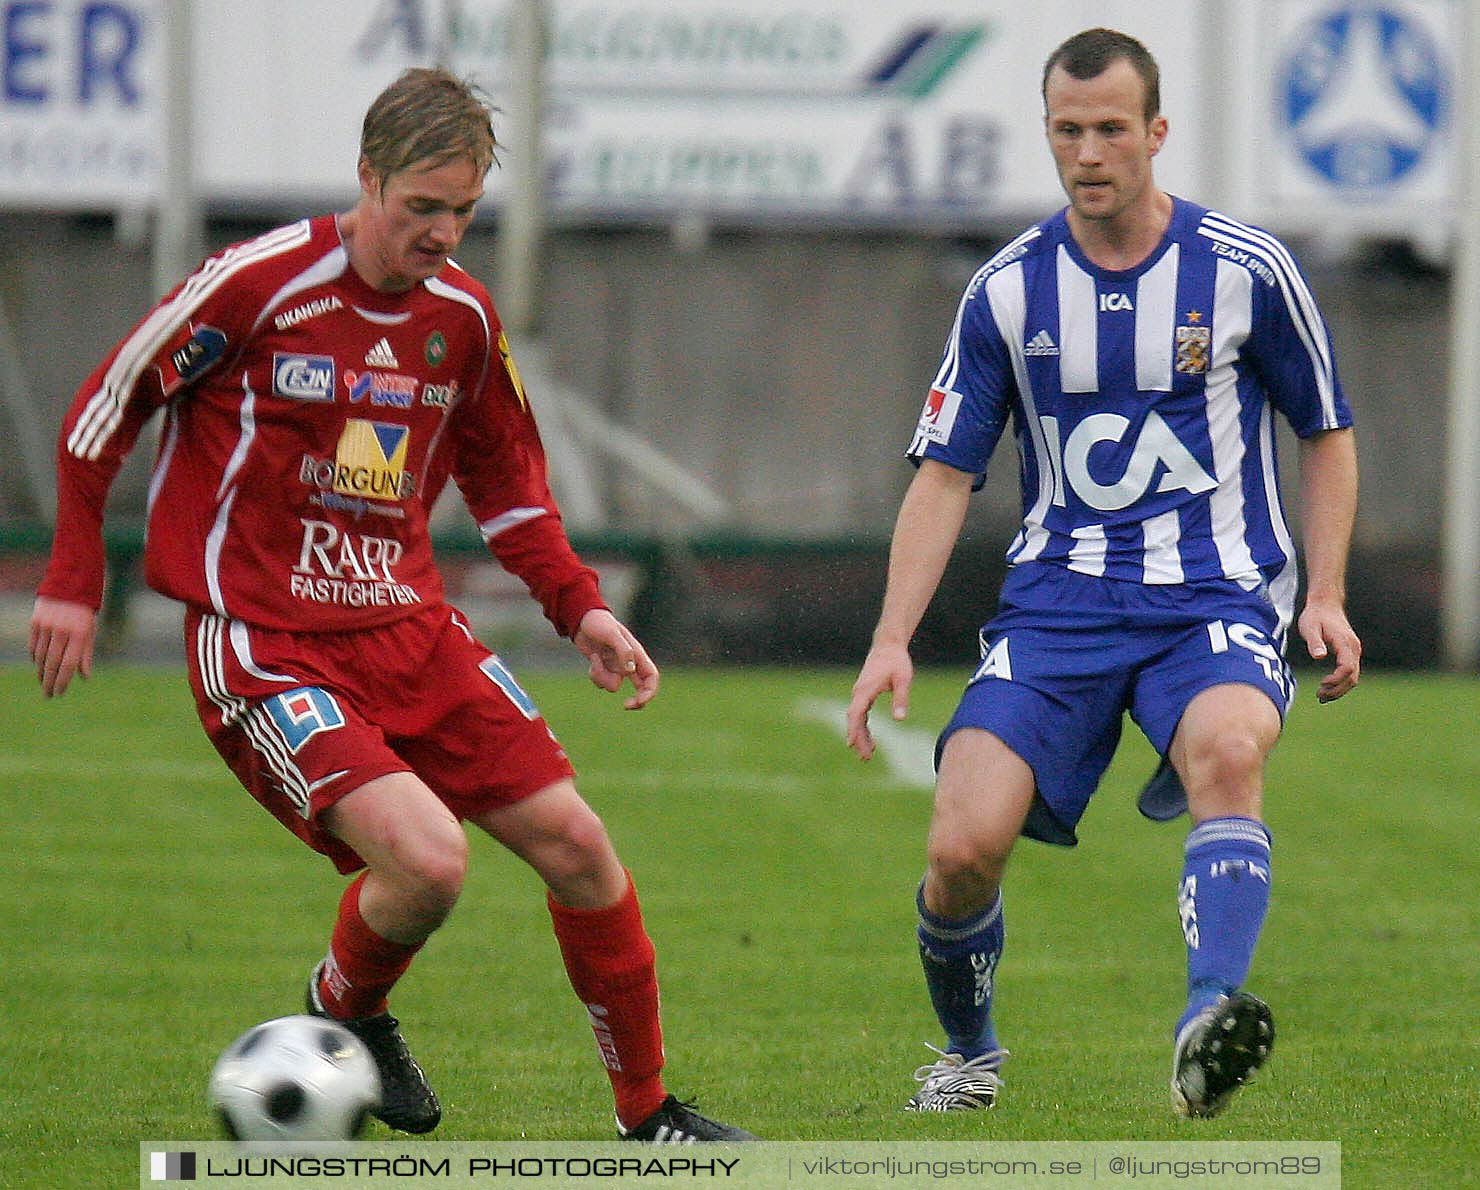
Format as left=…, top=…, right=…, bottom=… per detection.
left=1176, top=324, right=1211, bottom=374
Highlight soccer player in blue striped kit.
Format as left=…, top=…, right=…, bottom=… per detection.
left=847, top=28, right=1360, bottom=1118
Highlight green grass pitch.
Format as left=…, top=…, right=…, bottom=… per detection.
left=3, top=663, right=1478, bottom=1187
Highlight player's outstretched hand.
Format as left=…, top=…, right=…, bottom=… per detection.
left=30, top=596, right=98, bottom=699
left=1297, top=596, right=1361, bottom=703
left=574, top=608, right=659, bottom=710
left=847, top=640, right=913, bottom=761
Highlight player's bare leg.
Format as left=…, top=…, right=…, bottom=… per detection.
left=326, top=773, right=469, bottom=944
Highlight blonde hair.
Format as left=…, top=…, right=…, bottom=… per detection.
left=360, top=67, right=498, bottom=185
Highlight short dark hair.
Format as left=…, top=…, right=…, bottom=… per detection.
left=1042, top=28, right=1160, bottom=124
left=360, top=67, right=499, bottom=186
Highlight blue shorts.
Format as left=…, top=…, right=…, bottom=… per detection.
left=939, top=563, right=1295, bottom=846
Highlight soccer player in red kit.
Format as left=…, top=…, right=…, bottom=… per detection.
left=29, top=67, right=753, bottom=1145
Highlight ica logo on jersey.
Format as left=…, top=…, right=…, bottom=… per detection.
left=1041, top=410, right=1215, bottom=513
left=1099, top=292, right=1134, bottom=312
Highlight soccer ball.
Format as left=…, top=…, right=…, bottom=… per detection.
left=209, top=1015, right=381, bottom=1141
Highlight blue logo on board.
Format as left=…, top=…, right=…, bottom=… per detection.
left=1278, top=5, right=1448, bottom=190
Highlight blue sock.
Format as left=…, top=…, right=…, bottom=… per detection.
left=1177, top=817, right=1272, bottom=1034
left=916, top=884, right=1004, bottom=1059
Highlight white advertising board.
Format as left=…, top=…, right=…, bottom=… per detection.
left=0, top=0, right=164, bottom=209
left=0, top=0, right=1459, bottom=236
left=185, top=0, right=1201, bottom=222
left=1239, top=0, right=1456, bottom=238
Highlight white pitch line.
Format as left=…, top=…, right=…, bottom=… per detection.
left=794, top=697, right=937, bottom=789
left=576, top=769, right=819, bottom=795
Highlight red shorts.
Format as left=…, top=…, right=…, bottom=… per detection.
left=184, top=603, right=576, bottom=873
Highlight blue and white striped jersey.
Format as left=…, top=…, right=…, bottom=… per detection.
left=909, top=197, right=1351, bottom=621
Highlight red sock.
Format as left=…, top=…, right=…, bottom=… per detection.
left=547, top=871, right=668, bottom=1129
left=316, top=873, right=422, bottom=1020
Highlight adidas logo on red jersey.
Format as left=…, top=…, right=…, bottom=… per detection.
left=365, top=338, right=399, bottom=368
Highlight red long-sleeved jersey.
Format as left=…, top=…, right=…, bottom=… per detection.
left=40, top=214, right=605, bottom=638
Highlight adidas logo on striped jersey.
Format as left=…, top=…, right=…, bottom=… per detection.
left=365, top=338, right=399, bottom=368
left=1024, top=329, right=1059, bottom=356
